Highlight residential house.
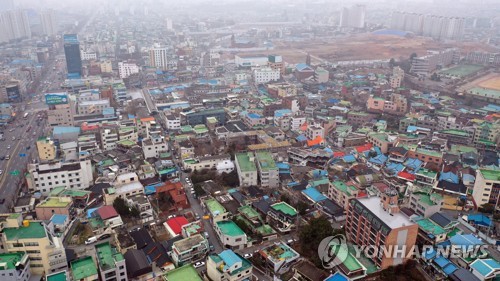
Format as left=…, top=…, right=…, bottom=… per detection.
left=206, top=250, right=253, bottom=281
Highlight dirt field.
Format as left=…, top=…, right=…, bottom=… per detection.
left=237, top=34, right=495, bottom=64
left=477, top=74, right=500, bottom=91
left=461, top=73, right=500, bottom=92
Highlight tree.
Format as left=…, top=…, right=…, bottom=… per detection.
left=221, top=170, right=239, bottom=187
left=479, top=203, right=495, bottom=214
left=410, top=53, right=417, bottom=60
left=280, top=195, right=291, bottom=204
left=299, top=216, right=335, bottom=267
left=234, top=218, right=253, bottom=235
left=130, top=207, right=140, bottom=218
left=295, top=201, right=309, bottom=215
left=389, top=58, right=396, bottom=68
left=113, top=197, right=131, bottom=217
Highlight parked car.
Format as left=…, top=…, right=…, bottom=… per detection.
left=244, top=253, right=253, bottom=258
left=85, top=236, right=98, bottom=245
left=194, top=261, right=205, bottom=268
left=0, top=198, right=5, bottom=204
left=98, top=234, right=111, bottom=240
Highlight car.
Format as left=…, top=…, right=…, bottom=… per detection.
left=5, top=155, right=10, bottom=160
left=195, top=214, right=200, bottom=220
left=287, top=239, right=294, bottom=245
left=185, top=177, right=190, bottom=182
left=0, top=198, right=5, bottom=204
left=194, top=261, right=205, bottom=268
left=85, top=236, right=98, bottom=245
left=7, top=145, right=10, bottom=149
left=188, top=182, right=193, bottom=187
left=209, top=244, right=214, bottom=251
left=32, top=132, right=36, bottom=136
left=0, top=170, right=3, bottom=175
left=244, top=253, right=253, bottom=258
left=98, top=234, right=111, bottom=240
left=26, top=146, right=30, bottom=150
left=9, top=128, right=14, bottom=132
left=0, top=156, right=4, bottom=160
left=204, top=232, right=209, bottom=239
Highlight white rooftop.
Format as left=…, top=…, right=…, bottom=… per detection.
left=357, top=196, right=415, bottom=229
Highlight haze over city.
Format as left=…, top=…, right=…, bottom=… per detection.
left=0, top=0, right=499, bottom=281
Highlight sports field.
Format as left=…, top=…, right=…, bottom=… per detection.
left=477, top=74, right=500, bottom=91
left=439, top=64, right=483, bottom=77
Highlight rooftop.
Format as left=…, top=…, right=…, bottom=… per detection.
left=46, top=271, right=67, bottom=281
left=235, top=152, right=257, bottom=172
left=173, top=234, right=206, bottom=252
left=255, top=151, right=277, bottom=172
left=479, top=169, right=500, bottom=181
left=38, top=197, right=71, bottom=208
left=239, top=205, right=260, bottom=220
left=95, top=242, right=124, bottom=271
left=416, top=218, right=446, bottom=235
left=163, top=264, right=202, bottom=281
left=3, top=221, right=47, bottom=240
left=0, top=252, right=25, bottom=270
left=216, top=220, right=246, bottom=237
left=261, top=242, right=299, bottom=263
left=71, top=256, right=97, bottom=280
left=205, top=198, right=227, bottom=216
left=355, top=196, right=415, bottom=229
left=270, top=202, right=297, bottom=216
left=331, top=181, right=357, bottom=196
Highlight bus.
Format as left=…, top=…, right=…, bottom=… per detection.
left=23, top=113, right=29, bottom=119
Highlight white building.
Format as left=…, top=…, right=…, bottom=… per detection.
left=100, top=128, right=119, bottom=151
left=390, top=66, right=404, bottom=88
left=164, top=113, right=181, bottom=130
left=80, top=49, right=97, bottom=61
left=149, top=44, right=168, bottom=70
left=77, top=99, right=110, bottom=115
left=216, top=160, right=235, bottom=174
left=118, top=61, right=140, bottom=79
left=472, top=169, right=500, bottom=207
left=40, top=9, right=57, bottom=36
left=207, top=250, right=253, bottom=281
left=306, top=124, right=324, bottom=141
left=339, top=4, right=366, bottom=29
left=171, top=234, right=209, bottom=266
left=0, top=9, right=31, bottom=41
left=214, top=220, right=248, bottom=250
left=235, top=152, right=258, bottom=187
left=95, top=242, right=128, bottom=281
left=142, top=134, right=168, bottom=159
left=26, top=160, right=94, bottom=195
left=0, top=252, right=31, bottom=281
left=253, top=67, right=280, bottom=84
left=290, top=116, right=306, bottom=131
left=234, top=55, right=268, bottom=67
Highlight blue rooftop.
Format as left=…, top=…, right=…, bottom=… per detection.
left=53, top=126, right=81, bottom=135
left=439, top=171, right=459, bottom=184
left=302, top=187, right=327, bottom=202
left=296, top=135, right=307, bottom=142
left=449, top=234, right=484, bottom=247
left=369, top=154, right=387, bottom=165
left=470, top=259, right=500, bottom=277
left=296, top=63, right=312, bottom=71
left=404, top=158, right=423, bottom=171
left=219, top=250, right=241, bottom=271
left=343, top=155, right=356, bottom=163
left=63, top=34, right=79, bottom=43
left=324, top=272, right=350, bottom=281
left=86, top=208, right=98, bottom=218
left=274, top=109, right=292, bottom=118
left=51, top=214, right=68, bottom=225
left=467, top=214, right=492, bottom=227
left=247, top=113, right=261, bottom=119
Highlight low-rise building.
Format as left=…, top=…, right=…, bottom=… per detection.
left=267, top=202, right=298, bottom=233
left=142, top=135, right=168, bottom=159
left=472, top=169, right=500, bottom=207
left=214, top=221, right=247, bottom=250
left=26, top=160, right=93, bottom=195
left=257, top=242, right=300, bottom=274
left=35, top=197, right=74, bottom=220
left=95, top=242, right=127, bottom=281
left=328, top=181, right=359, bottom=210
left=1, top=216, right=67, bottom=275
left=70, top=256, right=98, bottom=281
left=408, top=189, right=443, bottom=218
left=206, top=250, right=253, bottom=281
left=36, top=137, right=57, bottom=161
left=255, top=152, right=279, bottom=188
left=235, top=152, right=258, bottom=187
left=183, top=155, right=231, bottom=171
left=0, top=252, right=31, bottom=281
left=171, top=234, right=209, bottom=266
left=253, top=67, right=280, bottom=84
left=203, top=198, right=230, bottom=223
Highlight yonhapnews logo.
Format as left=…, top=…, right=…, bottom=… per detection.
left=318, top=234, right=349, bottom=269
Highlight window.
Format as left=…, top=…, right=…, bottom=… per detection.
left=25, top=242, right=39, bottom=246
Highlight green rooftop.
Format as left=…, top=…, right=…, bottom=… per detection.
left=235, top=152, right=257, bottom=172
left=329, top=243, right=365, bottom=272
left=3, top=222, right=47, bottom=240
left=332, top=181, right=357, bottom=196
left=205, top=198, right=227, bottom=216
left=479, top=169, right=500, bottom=181
left=71, top=256, right=97, bottom=280
left=163, top=264, right=202, bottom=281
left=239, top=205, right=261, bottom=220
left=180, top=125, right=194, bottom=133
left=46, top=271, right=67, bottom=281
left=271, top=202, right=297, bottom=216
left=416, top=218, right=446, bottom=235
left=440, top=129, right=470, bottom=137
left=439, top=64, right=483, bottom=77
left=468, top=87, right=500, bottom=99
left=416, top=148, right=442, bottom=158
left=95, top=242, right=124, bottom=271
left=414, top=192, right=441, bottom=206
left=216, top=220, right=246, bottom=237
left=256, top=224, right=276, bottom=235
left=38, top=197, right=71, bottom=208
left=416, top=168, right=437, bottom=179
left=0, top=252, right=26, bottom=270
left=116, top=139, right=136, bottom=147
left=255, top=151, right=277, bottom=172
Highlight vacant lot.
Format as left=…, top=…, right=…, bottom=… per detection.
left=236, top=33, right=494, bottom=64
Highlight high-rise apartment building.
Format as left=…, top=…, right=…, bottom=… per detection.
left=0, top=9, right=31, bottom=41
left=345, top=191, right=418, bottom=270
left=149, top=44, right=168, bottom=71
left=391, top=12, right=465, bottom=40
left=63, top=34, right=82, bottom=77
left=339, top=5, right=366, bottom=29
left=40, top=9, right=57, bottom=36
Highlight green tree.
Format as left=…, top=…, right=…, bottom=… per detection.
left=299, top=216, right=334, bottom=267
left=234, top=218, right=253, bottom=235
left=130, top=207, right=140, bottom=218
left=295, top=201, right=309, bottom=215
left=479, top=203, right=495, bottom=214
left=280, top=195, right=291, bottom=204
left=389, top=58, right=396, bottom=68
left=113, top=197, right=131, bottom=217
left=221, top=170, right=239, bottom=187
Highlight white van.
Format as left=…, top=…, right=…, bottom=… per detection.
left=85, top=236, right=97, bottom=245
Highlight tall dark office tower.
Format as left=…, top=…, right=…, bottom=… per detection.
left=63, top=34, right=82, bottom=78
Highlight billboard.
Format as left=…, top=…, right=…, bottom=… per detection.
left=45, top=93, right=68, bottom=105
